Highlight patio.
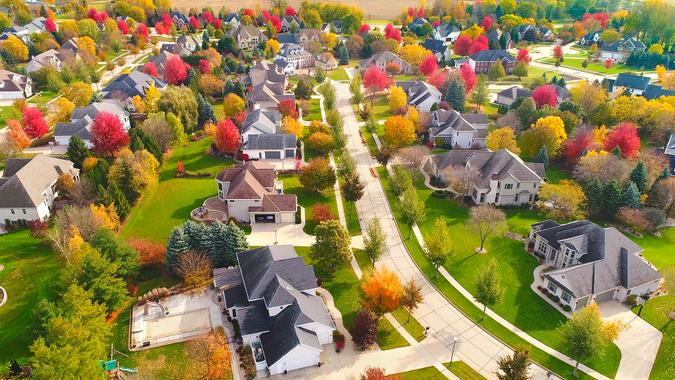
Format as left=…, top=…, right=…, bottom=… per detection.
left=191, top=197, right=228, bottom=222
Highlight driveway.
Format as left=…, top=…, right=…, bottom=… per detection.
left=599, top=300, right=662, bottom=380
left=247, top=219, right=315, bottom=247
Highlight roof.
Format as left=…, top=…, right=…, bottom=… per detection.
left=421, top=38, right=446, bottom=55
left=244, top=134, right=297, bottom=150
left=242, top=108, right=280, bottom=135
left=434, top=24, right=459, bottom=37
left=497, top=86, right=532, bottom=100
left=614, top=73, right=651, bottom=92
left=361, top=51, right=413, bottom=70
left=216, top=161, right=277, bottom=199
left=551, top=83, right=570, bottom=98
left=431, top=109, right=487, bottom=135
left=102, top=70, right=167, bottom=100
left=601, top=37, right=646, bottom=52
left=55, top=102, right=128, bottom=140
left=397, top=81, right=442, bottom=108
left=432, top=149, right=545, bottom=188
left=248, top=60, right=286, bottom=87
left=251, top=194, right=297, bottom=213
left=666, top=134, right=675, bottom=156
left=0, top=70, right=29, bottom=93
left=644, top=84, right=675, bottom=100
left=0, top=155, right=78, bottom=208
left=278, top=43, right=310, bottom=58
left=469, top=49, right=516, bottom=62
left=229, top=25, right=265, bottom=41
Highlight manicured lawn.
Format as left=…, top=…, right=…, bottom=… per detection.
left=377, top=166, right=618, bottom=380
left=364, top=94, right=391, bottom=121
left=545, top=163, right=573, bottom=184
left=391, top=308, right=426, bottom=342
left=0, top=230, right=60, bottom=363
left=0, top=106, right=19, bottom=126
left=537, top=57, right=646, bottom=75
left=327, top=68, right=349, bottom=81
left=444, top=361, right=487, bottom=379
left=339, top=178, right=363, bottom=236
left=392, top=366, right=445, bottom=379
left=376, top=317, right=409, bottom=350
left=28, top=91, right=58, bottom=107
left=303, top=97, right=322, bottom=122
left=279, top=174, right=338, bottom=235
left=122, top=138, right=234, bottom=243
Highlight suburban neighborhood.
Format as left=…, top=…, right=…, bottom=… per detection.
left=0, top=1, right=674, bottom=380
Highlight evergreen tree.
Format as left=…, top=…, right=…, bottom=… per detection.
left=294, top=77, right=313, bottom=100
left=445, top=79, right=465, bottom=112
left=339, top=44, right=349, bottom=65
left=84, top=159, right=110, bottom=188
left=603, top=180, right=623, bottom=216
left=658, top=166, right=671, bottom=180
left=96, top=185, right=113, bottom=207
left=629, top=161, right=649, bottom=193
left=622, top=181, right=641, bottom=209
left=187, top=69, right=200, bottom=95
left=116, top=160, right=139, bottom=204
left=223, top=222, right=248, bottom=265
left=197, top=93, right=215, bottom=127
left=533, top=146, right=549, bottom=167
left=584, top=178, right=604, bottom=216
left=182, top=220, right=211, bottom=252
left=224, top=79, right=245, bottom=98
left=134, top=128, right=162, bottom=163
left=207, top=221, right=248, bottom=267
left=66, top=136, right=90, bottom=169
left=129, top=133, right=145, bottom=152
left=166, top=227, right=189, bottom=270
left=108, top=183, right=130, bottom=220
left=611, top=146, right=622, bottom=157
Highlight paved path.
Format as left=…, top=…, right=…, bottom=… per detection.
left=333, top=79, right=602, bottom=380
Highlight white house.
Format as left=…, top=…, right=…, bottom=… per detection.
left=25, top=49, right=63, bottom=74
left=0, top=155, right=79, bottom=224
left=397, top=80, right=442, bottom=112
left=599, top=37, right=646, bottom=62
left=275, top=43, right=314, bottom=71
left=433, top=24, right=460, bottom=44
left=241, top=134, right=297, bottom=161
left=215, top=162, right=296, bottom=224
left=54, top=102, right=131, bottom=148
left=530, top=220, right=661, bottom=311
left=428, top=109, right=489, bottom=149
left=214, top=245, right=335, bottom=375
left=241, top=107, right=281, bottom=143
left=429, top=149, right=546, bottom=206
left=496, top=86, right=531, bottom=106
left=0, top=70, right=32, bottom=100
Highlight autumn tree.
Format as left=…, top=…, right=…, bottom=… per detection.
left=552, top=44, right=563, bottom=60
left=442, top=165, right=480, bottom=199
left=459, top=63, right=477, bottom=93
left=419, top=54, right=438, bottom=76
left=400, top=188, right=425, bottom=239
left=157, top=86, right=199, bottom=132
left=164, top=54, right=189, bottom=85
left=388, top=85, right=408, bottom=114
left=22, top=106, right=49, bottom=139
left=532, top=85, right=558, bottom=109
left=177, top=250, right=212, bottom=288
left=384, top=115, right=415, bottom=148
left=361, top=266, right=403, bottom=317
left=6, top=119, right=31, bottom=152
left=310, top=219, right=352, bottom=275
left=516, top=49, right=531, bottom=64
left=343, top=172, right=365, bottom=210
left=496, top=348, right=531, bottom=380
left=214, top=119, right=240, bottom=154
left=471, top=75, right=488, bottom=111
left=486, top=127, right=520, bottom=154
left=604, top=122, right=640, bottom=159
left=90, top=112, right=129, bottom=156
left=1, top=35, right=29, bottom=62
left=570, top=80, right=607, bottom=121
left=187, top=329, right=233, bottom=380
left=363, top=218, right=385, bottom=265
left=469, top=205, right=506, bottom=253
left=475, top=258, right=503, bottom=317
left=360, top=367, right=387, bottom=380
left=352, top=308, right=377, bottom=350
left=536, top=180, right=587, bottom=220
left=488, top=61, right=506, bottom=80
left=222, top=93, right=245, bottom=118
left=400, top=279, right=423, bottom=323
left=278, top=99, right=299, bottom=119
left=425, top=217, right=452, bottom=270
left=62, top=82, right=94, bottom=107
left=363, top=65, right=390, bottom=104
left=520, top=116, right=567, bottom=157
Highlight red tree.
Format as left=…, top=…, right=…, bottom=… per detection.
left=134, top=23, right=149, bottom=42
left=453, top=35, right=472, bottom=56
left=164, top=55, right=189, bottom=85
left=212, top=18, right=222, bottom=29
left=243, top=8, right=255, bottom=18
left=604, top=58, right=613, bottom=70
left=384, top=24, right=401, bottom=42
left=198, top=59, right=211, bottom=74
left=553, top=45, right=563, bottom=60
left=363, top=65, right=391, bottom=95
left=432, top=20, right=440, bottom=27
left=201, top=11, right=214, bottom=24
left=516, top=49, right=531, bottom=64
left=214, top=119, right=240, bottom=154
left=45, top=18, right=57, bottom=33
left=604, top=122, right=640, bottom=159
left=385, top=62, right=401, bottom=76
left=311, top=204, right=336, bottom=224
left=351, top=309, right=377, bottom=350
left=360, top=368, right=388, bottom=380
left=88, top=9, right=108, bottom=24
left=269, top=15, right=282, bottom=33
left=142, top=62, right=159, bottom=77
left=359, top=24, right=371, bottom=33
left=481, top=16, right=493, bottom=31
left=285, top=6, right=296, bottom=16
left=189, top=16, right=199, bottom=29
left=459, top=63, right=477, bottom=93
left=419, top=55, right=438, bottom=76
left=91, top=112, right=129, bottom=156
left=232, top=110, right=248, bottom=127
left=417, top=7, right=425, bottom=18
left=532, top=85, right=558, bottom=108
left=564, top=131, right=594, bottom=164
left=427, top=69, right=448, bottom=89
left=278, top=99, right=299, bottom=119
left=21, top=107, right=49, bottom=139
left=582, top=13, right=610, bottom=29
left=117, top=19, right=129, bottom=34
left=468, top=34, right=489, bottom=54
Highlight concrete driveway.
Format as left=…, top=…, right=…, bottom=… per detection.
left=599, top=300, right=662, bottom=380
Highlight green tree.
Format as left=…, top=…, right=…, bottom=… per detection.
left=425, top=217, right=452, bottom=270
left=107, top=183, right=130, bottom=220
left=512, top=61, right=528, bottom=78
left=166, top=226, right=189, bottom=270
left=66, top=136, right=90, bottom=169
left=158, top=85, right=199, bottom=133
left=629, top=161, right=649, bottom=194
left=363, top=218, right=385, bottom=265
left=166, top=112, right=186, bottom=146
left=90, top=228, right=139, bottom=277
left=299, top=157, right=336, bottom=192
left=208, top=221, right=249, bottom=268
left=350, top=74, right=363, bottom=104
left=294, top=77, right=313, bottom=100
left=496, top=348, right=531, bottom=380
left=488, top=61, right=506, bottom=80
left=533, top=145, right=549, bottom=167
left=400, top=188, right=426, bottom=239
left=622, top=181, right=641, bottom=209
left=474, top=258, right=503, bottom=318
left=603, top=180, right=623, bottom=216
left=182, top=220, right=211, bottom=252
left=315, top=66, right=326, bottom=83
left=516, top=97, right=536, bottom=126
left=64, top=247, right=128, bottom=312
left=471, top=75, right=489, bottom=111
left=310, top=219, right=352, bottom=275
left=115, top=159, right=140, bottom=204
left=584, top=178, right=605, bottom=217
left=390, top=165, right=413, bottom=196
left=445, top=79, right=465, bottom=112
left=197, top=93, right=215, bottom=128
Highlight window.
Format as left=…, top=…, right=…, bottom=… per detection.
left=533, top=183, right=536, bottom=188
left=561, top=292, right=571, bottom=303
left=10, top=209, right=15, bottom=214
left=22, top=209, right=26, bottom=214
left=515, top=194, right=519, bottom=202
left=537, top=240, right=548, bottom=253
left=529, top=194, right=533, bottom=202
left=517, top=183, right=520, bottom=189
left=504, top=183, right=513, bottom=190
left=547, top=281, right=558, bottom=293
left=218, top=183, right=223, bottom=190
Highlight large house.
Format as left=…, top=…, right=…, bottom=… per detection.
left=246, top=61, right=287, bottom=88
left=433, top=23, right=460, bottom=44
left=101, top=70, right=167, bottom=105
left=429, top=149, right=545, bottom=206
left=55, top=102, right=131, bottom=148
left=421, top=38, right=450, bottom=62
left=0, top=69, right=32, bottom=100
left=496, top=86, right=532, bottom=106
left=228, top=25, right=267, bottom=49
left=455, top=49, right=517, bottom=74
left=281, top=15, right=302, bottom=32
left=360, top=51, right=414, bottom=74
left=428, top=109, right=489, bottom=149
left=579, top=31, right=601, bottom=46
left=315, top=53, right=338, bottom=71
left=0, top=156, right=79, bottom=224
left=214, top=245, right=335, bottom=376
left=275, top=44, right=314, bottom=72
left=600, top=37, right=646, bottom=62
left=215, top=162, right=296, bottom=224
left=246, top=81, right=295, bottom=110
left=242, top=134, right=297, bottom=161
left=25, top=49, right=63, bottom=74
left=396, top=80, right=442, bottom=112
left=529, top=220, right=661, bottom=311
left=605, top=72, right=675, bottom=100
left=241, top=107, right=282, bottom=143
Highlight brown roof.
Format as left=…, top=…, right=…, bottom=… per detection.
left=217, top=162, right=277, bottom=200
left=251, top=194, right=297, bottom=212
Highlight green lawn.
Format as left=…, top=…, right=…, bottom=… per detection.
left=392, top=365, right=445, bottom=379
left=365, top=94, right=391, bottom=122
left=391, top=308, right=426, bottom=342
left=545, top=163, right=574, bottom=184
left=377, top=166, right=618, bottom=380
left=0, top=230, right=60, bottom=363
left=28, top=91, right=58, bottom=107
left=327, top=68, right=349, bottom=81
left=537, top=57, right=646, bottom=75
left=0, top=106, right=19, bottom=126
left=279, top=174, right=338, bottom=235
left=304, top=97, right=323, bottom=122
left=122, top=137, right=234, bottom=242
left=445, top=361, right=487, bottom=379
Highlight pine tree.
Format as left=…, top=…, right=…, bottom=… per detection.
left=533, top=146, right=549, bottom=167
left=658, top=166, right=671, bottom=180
left=117, top=160, right=139, bottom=204
left=84, top=159, right=110, bottom=188
left=223, top=222, right=248, bottom=265
left=603, top=180, right=623, bottom=216
left=611, top=146, right=622, bottom=157
left=197, top=93, right=215, bottom=128
left=445, top=79, right=465, bottom=112
left=108, top=183, right=130, bottom=220
left=629, top=161, right=649, bottom=193
left=339, top=44, right=349, bottom=65
left=66, top=135, right=90, bottom=169
left=188, top=68, right=200, bottom=95
left=166, top=226, right=189, bottom=270
left=182, top=220, right=211, bottom=252
left=622, top=181, right=641, bottom=209
left=584, top=178, right=605, bottom=216
left=97, top=185, right=114, bottom=206
left=130, top=133, right=145, bottom=152
left=135, top=128, right=162, bottom=163
left=206, top=222, right=248, bottom=268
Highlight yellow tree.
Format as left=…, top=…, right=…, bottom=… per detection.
left=132, top=95, right=146, bottom=114
left=406, top=106, right=423, bottom=134
left=611, top=95, right=647, bottom=123
left=59, top=20, right=79, bottom=39
left=461, top=24, right=484, bottom=39
left=52, top=97, right=75, bottom=123
left=520, top=116, right=567, bottom=157
left=282, top=116, right=303, bottom=138
left=570, top=80, right=607, bottom=120
left=361, top=266, right=403, bottom=316
left=322, top=32, right=338, bottom=50
left=62, top=82, right=93, bottom=107
left=536, top=180, right=587, bottom=220
left=77, top=36, right=97, bottom=56
left=384, top=115, right=415, bottom=148
left=90, top=204, right=121, bottom=231
left=388, top=86, right=407, bottom=113
left=144, top=84, right=160, bottom=113
left=398, top=44, right=432, bottom=68
left=7, top=119, right=31, bottom=151
left=265, top=39, right=280, bottom=56
left=486, top=127, right=520, bottom=154
left=1, top=35, right=29, bottom=62
left=222, top=93, right=246, bottom=118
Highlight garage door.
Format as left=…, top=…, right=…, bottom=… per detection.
left=285, top=149, right=295, bottom=158
left=595, top=289, right=615, bottom=303
left=265, top=151, right=281, bottom=159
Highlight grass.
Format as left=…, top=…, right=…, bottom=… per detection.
left=392, top=366, right=445, bottom=379
left=537, top=57, right=646, bottom=75
left=279, top=174, right=338, bottom=235
left=545, top=163, right=573, bottom=184
left=28, top=91, right=58, bottom=107
left=339, top=179, right=363, bottom=236
left=0, top=230, right=60, bottom=363
left=365, top=94, right=391, bottom=122
left=304, top=97, right=323, bottom=122
left=444, top=361, right=487, bottom=379
left=0, top=106, right=18, bottom=126
left=391, top=308, right=426, bottom=342
left=327, top=68, right=350, bottom=81
left=122, top=137, right=234, bottom=242
left=377, top=166, right=618, bottom=380
left=376, top=317, right=410, bottom=350
left=212, top=103, right=224, bottom=120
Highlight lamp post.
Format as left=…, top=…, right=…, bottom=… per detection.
left=450, top=336, right=458, bottom=365
left=274, top=228, right=278, bottom=245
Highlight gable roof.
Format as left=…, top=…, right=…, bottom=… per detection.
left=0, top=155, right=78, bottom=208
left=666, top=133, right=675, bottom=156
left=601, top=37, right=646, bottom=52
left=430, top=109, right=488, bottom=136
left=102, top=70, right=167, bottom=100
left=0, top=70, right=30, bottom=93
left=55, top=102, right=128, bottom=141
left=614, top=73, right=651, bottom=91
left=644, top=84, right=675, bottom=100
left=469, top=49, right=516, bottom=62
left=421, top=38, right=447, bottom=55
left=361, top=51, right=413, bottom=70
left=242, top=108, right=280, bottom=135
left=244, top=134, right=297, bottom=150
left=216, top=161, right=277, bottom=199
left=397, top=80, right=442, bottom=108
left=497, top=86, right=532, bottom=100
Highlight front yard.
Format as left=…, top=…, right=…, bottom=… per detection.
left=279, top=174, right=339, bottom=235
left=537, top=57, right=646, bottom=75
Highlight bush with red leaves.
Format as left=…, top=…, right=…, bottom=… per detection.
left=128, top=238, right=167, bottom=268
left=214, top=119, right=240, bottom=154
left=359, top=24, right=371, bottom=33
left=277, top=99, right=299, bottom=119
left=516, top=49, right=531, bottom=64
left=117, top=19, right=129, bottom=34
left=45, top=19, right=56, bottom=33
left=311, top=204, right=336, bottom=224
left=164, top=55, right=189, bottom=85
left=198, top=59, right=211, bottom=74
left=419, top=55, right=438, bottom=76
left=481, top=16, right=493, bottom=31
left=604, top=122, right=640, bottom=159
left=142, top=62, right=159, bottom=77
left=363, top=65, right=391, bottom=94
left=28, top=220, right=49, bottom=239
left=459, top=63, right=477, bottom=93
left=384, top=24, right=401, bottom=42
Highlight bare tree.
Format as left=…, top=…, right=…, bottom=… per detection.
left=442, top=165, right=481, bottom=198
left=573, top=154, right=632, bottom=184
left=396, top=145, right=431, bottom=171
left=140, top=114, right=174, bottom=152
left=177, top=251, right=213, bottom=289
left=70, top=177, right=97, bottom=205
left=54, top=205, right=103, bottom=241
left=468, top=205, right=506, bottom=253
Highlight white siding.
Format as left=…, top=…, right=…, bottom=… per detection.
left=267, top=345, right=321, bottom=375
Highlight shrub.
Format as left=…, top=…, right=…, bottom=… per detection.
left=128, top=238, right=167, bottom=268
left=541, top=288, right=548, bottom=295
left=28, top=219, right=49, bottom=239
left=625, top=294, right=638, bottom=307
left=562, top=304, right=572, bottom=312
left=311, top=204, right=336, bottom=224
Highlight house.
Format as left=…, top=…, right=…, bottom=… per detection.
left=146, top=51, right=177, bottom=76
left=429, top=149, right=546, bottom=206
left=643, top=84, right=675, bottom=100
left=241, top=107, right=282, bottom=143
left=275, top=44, right=314, bottom=71
left=665, top=133, right=675, bottom=173
left=551, top=83, right=571, bottom=104
left=486, top=29, right=511, bottom=49
left=579, top=31, right=601, bottom=46
left=421, top=38, right=450, bottom=62
left=281, top=16, right=302, bottom=32
left=517, top=24, right=554, bottom=42
left=213, top=245, right=335, bottom=375
left=171, top=12, right=190, bottom=29
left=396, top=80, right=442, bottom=112
left=433, top=23, right=460, bottom=44
left=0, top=70, right=32, bottom=100
left=247, top=61, right=287, bottom=88
left=529, top=220, right=661, bottom=311
left=242, top=134, right=298, bottom=161
left=223, top=13, right=240, bottom=28
left=428, top=109, right=489, bottom=148
left=600, top=37, right=646, bottom=62
left=101, top=70, right=167, bottom=103
left=228, top=25, right=267, bottom=49
left=177, top=35, right=202, bottom=53
left=315, top=52, right=338, bottom=71
left=496, top=86, right=532, bottom=106
left=247, top=81, right=295, bottom=110
left=606, top=73, right=651, bottom=95
left=297, top=29, right=323, bottom=44
left=0, top=155, right=79, bottom=224
left=54, top=102, right=131, bottom=148
left=456, top=49, right=516, bottom=74
left=360, top=51, right=414, bottom=74
left=320, top=23, right=331, bottom=33
left=25, top=49, right=63, bottom=74
left=330, top=20, right=344, bottom=34
left=215, top=162, right=297, bottom=223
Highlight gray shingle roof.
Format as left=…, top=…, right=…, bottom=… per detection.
left=244, top=134, right=296, bottom=150
left=102, top=70, right=167, bottom=100
left=497, top=86, right=532, bottom=100
left=644, top=84, right=675, bottom=100
left=0, top=155, right=78, bottom=208
left=470, top=49, right=516, bottom=62
left=54, top=102, right=128, bottom=141
left=242, top=108, right=279, bottom=136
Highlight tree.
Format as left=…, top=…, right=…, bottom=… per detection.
left=164, top=55, right=189, bottom=85
left=603, top=180, right=624, bottom=216
left=516, top=97, right=537, bottom=126
left=143, top=62, right=159, bottom=77
left=445, top=79, right=465, bottom=112
left=222, top=93, right=245, bottom=118
left=177, top=250, right=212, bottom=288
left=62, top=82, right=94, bottom=107
left=361, top=266, right=402, bottom=316
left=471, top=75, right=489, bottom=111
left=496, top=348, right=531, bottom=380
left=343, top=172, right=365, bottom=208
left=426, top=217, right=452, bottom=270
left=1, top=35, right=29, bottom=62
left=442, top=165, right=481, bottom=198
left=206, top=221, right=248, bottom=268
left=475, top=258, right=503, bottom=317
left=570, top=80, right=607, bottom=121
left=363, top=65, right=390, bottom=103
left=310, top=219, right=352, bottom=275
left=214, top=119, right=240, bottom=154
left=552, top=44, right=563, bottom=60
left=400, top=279, right=423, bottom=323
left=140, top=113, right=173, bottom=152
left=486, top=127, right=520, bottom=154
left=533, top=145, right=549, bottom=167
left=516, top=49, right=531, bottom=64
left=388, top=85, right=407, bottom=113
left=560, top=304, right=622, bottom=375
left=604, top=58, right=613, bottom=71
left=363, top=218, right=385, bottom=265
left=90, top=112, right=129, bottom=156
left=294, top=77, right=313, bottom=100
left=53, top=97, right=75, bottom=123
left=306, top=132, right=334, bottom=155
left=352, top=308, right=377, bottom=350
left=400, top=188, right=425, bottom=239
left=536, top=180, right=587, bottom=220
left=630, top=161, right=649, bottom=194
left=488, top=61, right=506, bottom=80
left=90, top=228, right=138, bottom=277
left=300, top=157, right=336, bottom=192
left=469, top=205, right=506, bottom=253
left=512, top=61, right=528, bottom=78
left=520, top=116, right=567, bottom=157
left=604, top=122, right=640, bottom=159
left=360, top=367, right=387, bottom=380
left=459, top=63, right=477, bottom=93
left=419, top=54, right=438, bottom=76
left=277, top=99, right=299, bottom=119
left=21, top=106, right=49, bottom=139
left=158, top=86, right=199, bottom=133
left=453, top=35, right=473, bottom=56
left=166, top=227, right=189, bottom=270
left=311, top=204, right=336, bottom=224
left=383, top=115, right=415, bottom=148
left=6, top=119, right=31, bottom=152
left=622, top=181, right=641, bottom=209
left=532, top=85, right=558, bottom=109
left=197, top=93, right=215, bottom=128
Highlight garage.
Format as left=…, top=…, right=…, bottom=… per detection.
left=594, top=288, right=616, bottom=303
left=264, top=151, right=281, bottom=159
left=285, top=149, right=295, bottom=158
left=254, top=214, right=277, bottom=223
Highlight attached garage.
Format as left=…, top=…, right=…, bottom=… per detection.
left=241, top=134, right=297, bottom=162
left=594, top=288, right=616, bottom=303
left=264, top=151, right=281, bottom=159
